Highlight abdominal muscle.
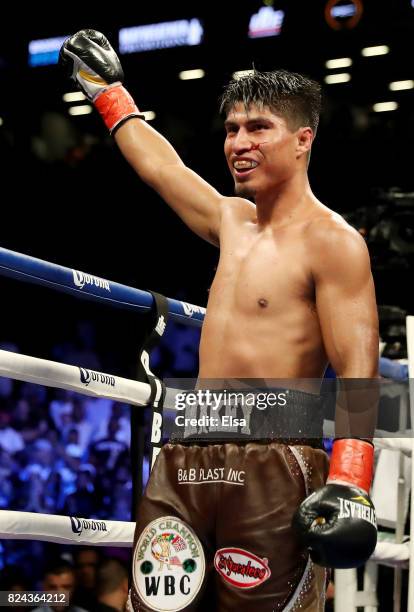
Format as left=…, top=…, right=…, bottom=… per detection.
left=198, top=303, right=328, bottom=391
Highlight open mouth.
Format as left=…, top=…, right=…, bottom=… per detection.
left=233, top=160, right=258, bottom=178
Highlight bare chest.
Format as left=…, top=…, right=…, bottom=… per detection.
left=210, top=222, right=313, bottom=315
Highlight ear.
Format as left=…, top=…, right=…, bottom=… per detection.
left=296, top=127, right=313, bottom=159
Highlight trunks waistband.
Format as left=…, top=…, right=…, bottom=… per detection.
left=168, top=388, right=324, bottom=444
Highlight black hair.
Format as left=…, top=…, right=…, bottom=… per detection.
left=220, top=69, right=322, bottom=134
left=44, top=560, right=74, bottom=576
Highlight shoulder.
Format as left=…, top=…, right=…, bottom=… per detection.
left=220, top=196, right=256, bottom=219
left=306, top=205, right=368, bottom=256
left=305, top=205, right=370, bottom=278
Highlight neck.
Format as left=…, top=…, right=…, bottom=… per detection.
left=254, top=171, right=314, bottom=227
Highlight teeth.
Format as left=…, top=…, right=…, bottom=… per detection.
left=233, top=160, right=258, bottom=169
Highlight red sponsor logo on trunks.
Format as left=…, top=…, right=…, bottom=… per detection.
left=214, top=547, right=271, bottom=589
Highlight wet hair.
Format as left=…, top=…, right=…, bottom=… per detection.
left=220, top=69, right=322, bottom=134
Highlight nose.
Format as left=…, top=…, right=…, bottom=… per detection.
left=232, top=128, right=253, bottom=155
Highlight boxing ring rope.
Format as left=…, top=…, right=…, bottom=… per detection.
left=0, top=350, right=151, bottom=405
left=0, top=247, right=205, bottom=548
left=0, top=349, right=181, bottom=410
left=0, top=511, right=134, bottom=547
left=0, top=247, right=205, bottom=326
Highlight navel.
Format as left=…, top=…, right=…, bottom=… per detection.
left=258, top=298, right=268, bottom=308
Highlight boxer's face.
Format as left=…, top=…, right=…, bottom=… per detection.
left=224, top=102, right=311, bottom=199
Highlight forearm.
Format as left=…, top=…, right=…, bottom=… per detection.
left=328, top=317, right=379, bottom=379
left=330, top=331, right=379, bottom=437
left=60, top=29, right=223, bottom=243
left=96, top=86, right=221, bottom=235
left=114, top=117, right=185, bottom=188
left=331, top=337, right=379, bottom=440
left=334, top=385, right=378, bottom=440
left=334, top=343, right=379, bottom=379
left=336, top=363, right=378, bottom=379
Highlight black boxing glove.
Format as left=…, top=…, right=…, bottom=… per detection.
left=292, top=438, right=377, bottom=568
left=60, top=29, right=143, bottom=133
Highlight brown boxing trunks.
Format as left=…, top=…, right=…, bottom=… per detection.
left=129, top=389, right=329, bottom=612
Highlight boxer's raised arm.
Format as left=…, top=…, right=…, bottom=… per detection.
left=115, top=121, right=223, bottom=246
left=60, top=29, right=223, bottom=246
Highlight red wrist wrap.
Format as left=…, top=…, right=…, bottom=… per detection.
left=328, top=438, right=374, bottom=493
left=94, top=85, right=140, bottom=133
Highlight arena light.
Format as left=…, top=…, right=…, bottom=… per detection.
left=68, top=104, right=93, bottom=116
left=28, top=35, right=68, bottom=67
left=325, top=57, right=352, bottom=69
left=119, top=18, right=203, bottom=54
left=178, top=69, right=205, bottom=80
left=372, top=101, right=398, bottom=112
left=324, top=73, right=351, bottom=84
left=361, top=45, right=389, bottom=57
left=325, top=0, right=363, bottom=30
left=248, top=6, right=285, bottom=38
left=232, top=70, right=255, bottom=80
left=389, top=80, right=414, bottom=91
left=331, top=3, right=357, bottom=17
left=142, top=111, right=156, bottom=121
left=63, top=91, right=86, bottom=103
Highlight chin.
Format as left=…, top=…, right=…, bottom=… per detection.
left=234, top=182, right=256, bottom=200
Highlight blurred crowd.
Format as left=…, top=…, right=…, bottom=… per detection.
left=0, top=373, right=132, bottom=522
left=0, top=548, right=130, bottom=612
left=0, top=317, right=200, bottom=582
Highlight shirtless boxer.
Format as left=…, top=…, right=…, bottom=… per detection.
left=61, top=30, right=379, bottom=612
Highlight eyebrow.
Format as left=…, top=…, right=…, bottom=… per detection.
left=224, top=116, right=275, bottom=129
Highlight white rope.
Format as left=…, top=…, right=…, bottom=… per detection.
left=0, top=349, right=151, bottom=406
left=373, top=436, right=412, bottom=457
left=0, top=510, right=134, bottom=547
left=0, top=508, right=408, bottom=566
left=371, top=540, right=410, bottom=569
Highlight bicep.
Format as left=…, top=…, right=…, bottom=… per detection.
left=314, top=230, right=379, bottom=377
